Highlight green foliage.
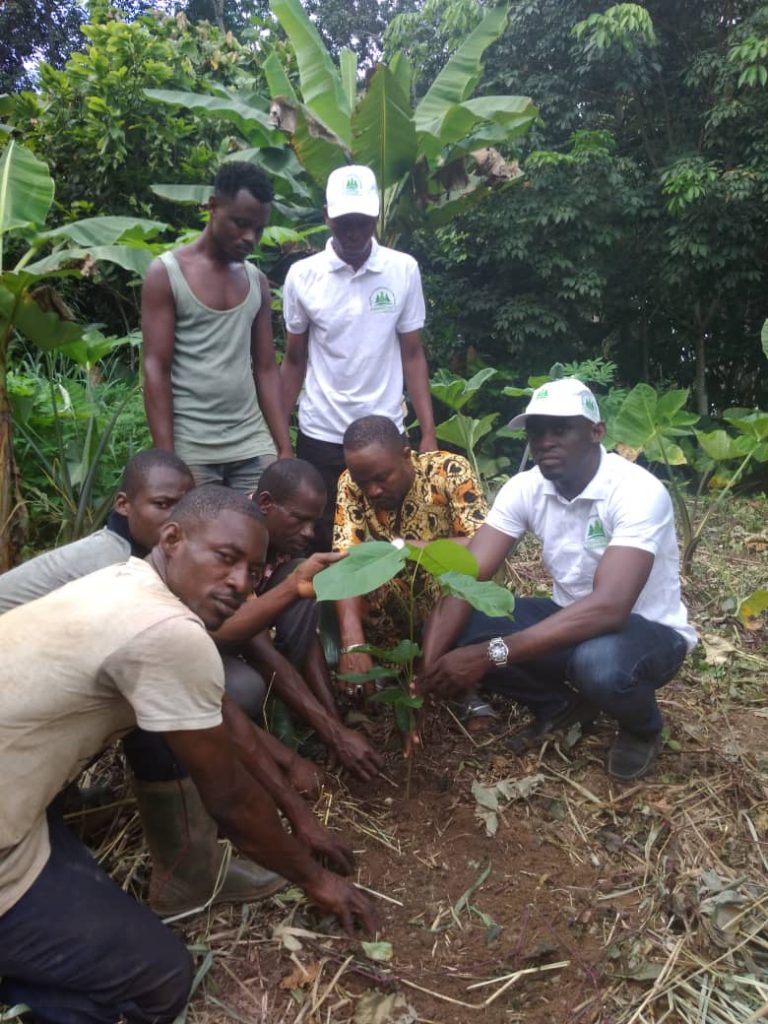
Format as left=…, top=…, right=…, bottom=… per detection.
left=411, top=0, right=768, bottom=413
left=4, top=11, right=266, bottom=224
left=571, top=4, right=656, bottom=55
left=728, top=35, right=768, bottom=89
left=611, top=343, right=768, bottom=571
left=430, top=367, right=497, bottom=412
left=0, top=141, right=160, bottom=566
left=383, top=0, right=483, bottom=93
left=9, top=350, right=149, bottom=551
left=265, top=0, right=536, bottom=244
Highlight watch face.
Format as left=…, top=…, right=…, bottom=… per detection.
left=488, top=637, right=508, bottom=665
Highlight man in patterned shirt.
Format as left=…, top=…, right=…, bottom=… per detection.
left=333, top=415, right=488, bottom=714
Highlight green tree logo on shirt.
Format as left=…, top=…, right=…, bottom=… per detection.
left=584, top=516, right=608, bottom=550
left=369, top=287, right=397, bottom=313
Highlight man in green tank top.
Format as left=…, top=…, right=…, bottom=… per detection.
left=142, top=163, right=293, bottom=495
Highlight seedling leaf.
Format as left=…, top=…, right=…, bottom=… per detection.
left=313, top=541, right=407, bottom=600
left=408, top=538, right=478, bottom=577
left=349, top=639, right=421, bottom=664
left=439, top=571, right=515, bottom=618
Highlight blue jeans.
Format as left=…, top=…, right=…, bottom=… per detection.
left=458, top=598, right=689, bottom=735
left=188, top=454, right=275, bottom=496
left=0, top=810, right=192, bottom=1023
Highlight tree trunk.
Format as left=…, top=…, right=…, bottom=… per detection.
left=694, top=331, right=708, bottom=416
left=0, top=344, right=15, bottom=571
left=0, top=336, right=26, bottom=571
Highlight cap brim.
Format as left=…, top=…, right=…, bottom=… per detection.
left=506, top=413, right=528, bottom=430
left=326, top=198, right=380, bottom=219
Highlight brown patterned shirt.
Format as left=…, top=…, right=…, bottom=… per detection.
left=333, top=451, right=488, bottom=550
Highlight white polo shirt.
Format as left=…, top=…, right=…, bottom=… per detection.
left=283, top=238, right=426, bottom=444
left=486, top=449, right=697, bottom=649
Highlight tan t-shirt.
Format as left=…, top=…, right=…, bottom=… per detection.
left=0, top=557, right=224, bottom=914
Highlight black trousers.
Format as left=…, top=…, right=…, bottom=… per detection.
left=0, top=809, right=192, bottom=1023
left=296, top=430, right=346, bottom=553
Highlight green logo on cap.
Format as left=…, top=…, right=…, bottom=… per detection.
left=582, top=394, right=597, bottom=416
left=344, top=175, right=363, bottom=195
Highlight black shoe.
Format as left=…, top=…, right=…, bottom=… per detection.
left=607, top=728, right=662, bottom=781
left=508, top=696, right=597, bottom=754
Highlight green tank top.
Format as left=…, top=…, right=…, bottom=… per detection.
left=159, top=250, right=275, bottom=464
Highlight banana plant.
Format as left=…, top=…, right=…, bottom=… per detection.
left=265, top=0, right=537, bottom=244
left=430, top=367, right=500, bottom=483
left=0, top=140, right=165, bottom=568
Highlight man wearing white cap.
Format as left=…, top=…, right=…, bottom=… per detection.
left=417, top=378, right=697, bottom=781
left=281, top=165, right=437, bottom=550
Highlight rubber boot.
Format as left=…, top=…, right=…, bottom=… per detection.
left=132, top=777, right=286, bottom=916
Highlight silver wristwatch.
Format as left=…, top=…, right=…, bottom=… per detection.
left=487, top=636, right=509, bottom=667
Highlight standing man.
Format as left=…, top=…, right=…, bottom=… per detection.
left=418, top=379, right=697, bottom=781
left=0, top=486, right=376, bottom=1023
left=143, top=161, right=292, bottom=495
left=281, top=165, right=437, bottom=549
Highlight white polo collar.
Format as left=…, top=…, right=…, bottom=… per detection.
left=324, top=237, right=384, bottom=275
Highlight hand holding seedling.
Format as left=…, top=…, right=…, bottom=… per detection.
left=337, top=648, right=378, bottom=696
left=304, top=870, right=381, bottom=936
left=293, top=550, right=346, bottom=598
left=416, top=644, right=488, bottom=700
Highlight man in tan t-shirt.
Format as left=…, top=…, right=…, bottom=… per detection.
left=0, top=485, right=376, bottom=1023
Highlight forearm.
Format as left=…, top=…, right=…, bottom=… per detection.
left=255, top=363, right=292, bottom=456
left=187, top=748, right=319, bottom=886
left=248, top=635, right=343, bottom=745
left=213, top=579, right=303, bottom=646
left=143, top=366, right=174, bottom=450
left=420, top=593, right=474, bottom=666
left=280, top=339, right=308, bottom=415
left=402, top=347, right=436, bottom=444
left=336, top=597, right=367, bottom=648
left=222, top=700, right=318, bottom=835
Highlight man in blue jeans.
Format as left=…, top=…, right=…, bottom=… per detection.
left=418, top=378, right=697, bottom=781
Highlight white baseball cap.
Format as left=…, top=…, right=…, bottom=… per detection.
left=326, top=165, right=380, bottom=219
left=507, top=377, right=601, bottom=430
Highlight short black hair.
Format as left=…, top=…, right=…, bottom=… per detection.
left=171, top=484, right=266, bottom=531
left=343, top=415, right=405, bottom=453
left=120, top=449, right=194, bottom=498
left=213, top=162, right=274, bottom=204
left=257, top=459, right=326, bottom=503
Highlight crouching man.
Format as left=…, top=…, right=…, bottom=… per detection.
left=418, top=379, right=697, bottom=781
left=0, top=486, right=376, bottom=1023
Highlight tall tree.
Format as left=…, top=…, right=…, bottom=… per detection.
left=0, top=0, right=85, bottom=93
left=408, top=0, right=768, bottom=411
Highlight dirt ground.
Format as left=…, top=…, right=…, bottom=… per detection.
left=172, top=672, right=768, bottom=1024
